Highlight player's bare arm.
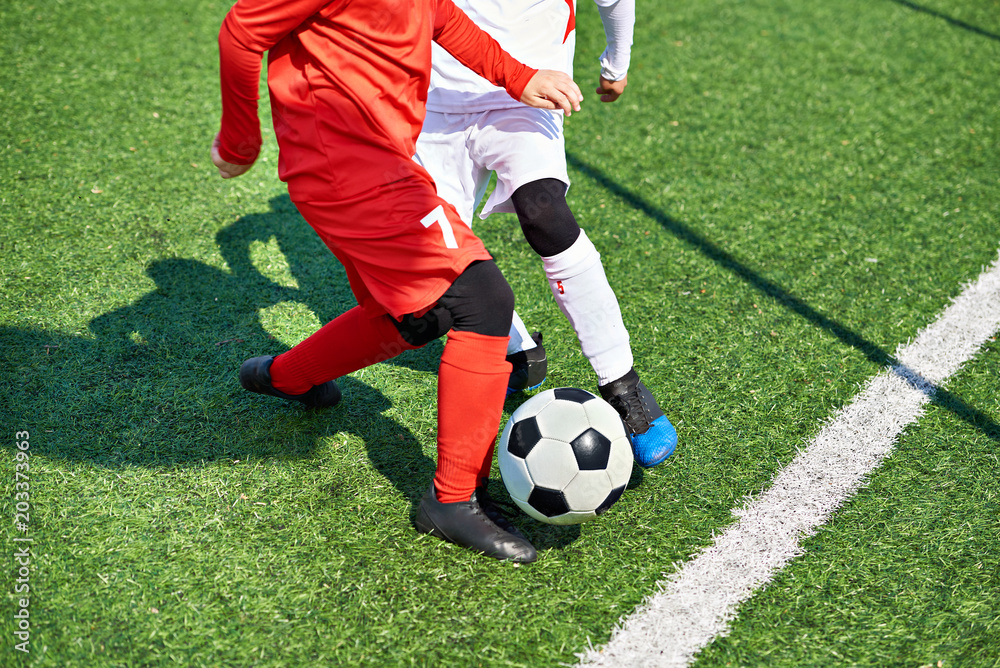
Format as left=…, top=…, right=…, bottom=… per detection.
left=596, top=74, right=627, bottom=103
left=211, top=133, right=254, bottom=179
left=520, top=69, right=583, bottom=116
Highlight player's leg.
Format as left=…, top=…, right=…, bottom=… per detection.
left=245, top=304, right=418, bottom=398
left=416, top=110, right=545, bottom=391
left=237, top=185, right=455, bottom=404
left=468, top=108, right=589, bottom=389
left=239, top=228, right=421, bottom=405
left=408, top=259, right=536, bottom=562
left=510, top=178, right=677, bottom=467
left=512, top=178, right=631, bottom=382
left=468, top=105, right=677, bottom=467
left=287, top=181, right=534, bottom=561
left=261, top=256, right=515, bottom=504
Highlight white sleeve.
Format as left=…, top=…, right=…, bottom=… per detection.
left=593, top=0, right=635, bottom=81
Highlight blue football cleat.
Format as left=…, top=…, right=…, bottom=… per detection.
left=599, top=368, right=677, bottom=467
left=506, top=331, right=547, bottom=395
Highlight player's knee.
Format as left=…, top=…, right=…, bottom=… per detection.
left=439, top=260, right=513, bottom=337
left=512, top=178, right=581, bottom=257
left=470, top=261, right=515, bottom=328
left=394, top=260, right=513, bottom=344
left=393, top=305, right=453, bottom=347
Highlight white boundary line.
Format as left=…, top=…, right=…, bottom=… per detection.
left=578, top=252, right=1000, bottom=668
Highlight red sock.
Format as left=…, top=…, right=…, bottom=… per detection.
left=270, top=306, right=416, bottom=395
left=434, top=330, right=511, bottom=503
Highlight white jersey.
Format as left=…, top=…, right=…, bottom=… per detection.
left=428, top=0, right=634, bottom=113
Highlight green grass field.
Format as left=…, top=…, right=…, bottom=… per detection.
left=2, top=0, right=999, bottom=665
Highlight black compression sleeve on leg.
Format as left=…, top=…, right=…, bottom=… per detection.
left=393, top=306, right=453, bottom=347
left=392, top=260, right=514, bottom=343
left=511, top=178, right=581, bottom=258
left=437, top=260, right=514, bottom=337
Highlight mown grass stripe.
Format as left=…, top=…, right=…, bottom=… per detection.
left=578, top=251, right=1000, bottom=667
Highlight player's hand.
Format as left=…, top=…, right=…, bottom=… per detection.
left=596, top=75, right=627, bottom=103
left=521, top=70, right=583, bottom=116
left=211, top=133, right=254, bottom=179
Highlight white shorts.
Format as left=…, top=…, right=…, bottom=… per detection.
left=415, top=106, right=569, bottom=227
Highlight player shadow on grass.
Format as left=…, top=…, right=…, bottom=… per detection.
left=213, top=194, right=582, bottom=547
left=0, top=194, right=585, bottom=550
left=213, top=194, right=445, bottom=376
left=3, top=253, right=438, bottom=506
left=1, top=196, right=441, bottom=502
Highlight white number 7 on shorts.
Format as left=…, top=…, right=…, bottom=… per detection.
left=420, top=205, right=458, bottom=249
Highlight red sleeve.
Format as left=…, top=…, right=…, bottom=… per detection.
left=431, top=0, right=537, bottom=102
left=216, top=0, right=331, bottom=165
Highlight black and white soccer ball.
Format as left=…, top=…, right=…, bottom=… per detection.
left=498, top=388, right=633, bottom=525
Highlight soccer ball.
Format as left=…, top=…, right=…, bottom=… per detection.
left=498, top=388, right=633, bottom=525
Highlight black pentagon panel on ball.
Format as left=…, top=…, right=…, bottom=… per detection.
left=553, top=387, right=595, bottom=404
left=570, top=428, right=612, bottom=470
left=508, top=416, right=542, bottom=459
left=528, top=487, right=570, bottom=517
left=595, top=484, right=626, bottom=516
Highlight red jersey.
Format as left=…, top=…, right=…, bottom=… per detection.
left=217, top=0, right=537, bottom=202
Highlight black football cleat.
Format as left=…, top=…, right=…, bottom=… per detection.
left=599, top=368, right=677, bottom=468
left=506, top=331, right=547, bottom=395
left=415, top=485, right=537, bottom=563
left=475, top=483, right=528, bottom=541
left=239, top=355, right=341, bottom=408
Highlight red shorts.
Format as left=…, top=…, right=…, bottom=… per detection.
left=294, top=171, right=492, bottom=320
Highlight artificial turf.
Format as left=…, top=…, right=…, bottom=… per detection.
left=2, top=0, right=998, bottom=665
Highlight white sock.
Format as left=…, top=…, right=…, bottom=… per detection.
left=507, top=310, right=537, bottom=355
left=542, top=230, right=633, bottom=384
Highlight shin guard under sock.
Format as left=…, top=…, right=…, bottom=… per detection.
left=434, top=330, right=511, bottom=503
left=270, top=306, right=417, bottom=395
left=542, top=230, right=634, bottom=385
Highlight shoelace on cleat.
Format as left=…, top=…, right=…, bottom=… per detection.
left=608, top=388, right=656, bottom=435
left=475, top=489, right=521, bottom=535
